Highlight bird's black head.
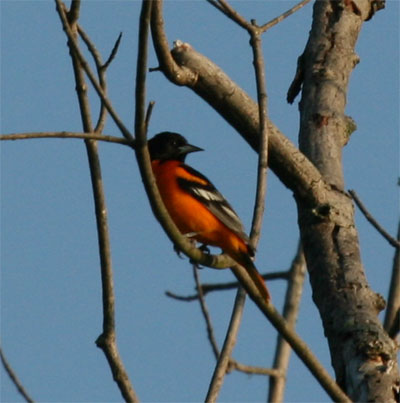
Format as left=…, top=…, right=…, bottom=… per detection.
left=148, top=132, right=203, bottom=162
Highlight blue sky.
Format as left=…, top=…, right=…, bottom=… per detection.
left=1, top=1, right=398, bottom=402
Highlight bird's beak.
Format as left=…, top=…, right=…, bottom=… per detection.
left=178, top=143, right=204, bottom=155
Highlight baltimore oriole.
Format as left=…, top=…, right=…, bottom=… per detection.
left=148, top=132, right=270, bottom=302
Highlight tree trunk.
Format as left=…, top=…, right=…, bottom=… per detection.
left=296, top=1, right=399, bottom=401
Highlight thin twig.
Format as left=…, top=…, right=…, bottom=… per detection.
left=165, top=270, right=289, bottom=302
left=268, top=242, right=306, bottom=402
left=165, top=291, right=198, bottom=301
left=210, top=0, right=311, bottom=34
left=144, top=101, right=156, bottom=133
left=193, top=265, right=220, bottom=359
left=103, top=32, right=123, bottom=71
left=0, top=132, right=133, bottom=146
left=205, top=288, right=247, bottom=403
left=204, top=8, right=270, bottom=400
left=260, top=0, right=312, bottom=32
left=248, top=24, right=269, bottom=245
left=77, top=29, right=122, bottom=133
left=77, top=24, right=108, bottom=133
left=208, top=6, right=272, bottom=242
left=213, top=0, right=249, bottom=29
left=55, top=0, right=133, bottom=141
left=228, top=359, right=281, bottom=377
left=349, top=190, right=400, bottom=248
left=0, top=346, right=34, bottom=403
left=205, top=0, right=225, bottom=14
left=287, top=52, right=305, bottom=104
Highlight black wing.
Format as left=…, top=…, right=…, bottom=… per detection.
left=177, top=164, right=251, bottom=245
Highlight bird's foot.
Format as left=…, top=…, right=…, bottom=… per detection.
left=199, top=244, right=211, bottom=255
left=174, top=233, right=198, bottom=258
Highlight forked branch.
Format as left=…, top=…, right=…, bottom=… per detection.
left=55, top=1, right=138, bottom=401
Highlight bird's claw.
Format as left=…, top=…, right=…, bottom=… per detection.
left=199, top=244, right=211, bottom=255
left=173, top=244, right=184, bottom=259
left=174, top=235, right=210, bottom=269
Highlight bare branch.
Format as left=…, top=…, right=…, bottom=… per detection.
left=144, top=101, right=156, bottom=133
left=287, top=52, right=305, bottom=104
left=209, top=0, right=311, bottom=34
left=228, top=360, right=280, bottom=377
left=205, top=0, right=225, bottom=14
left=77, top=24, right=109, bottom=133
left=103, top=32, right=123, bottom=71
left=349, top=190, right=400, bottom=248
left=268, top=243, right=306, bottom=402
left=0, top=346, right=34, bottom=403
left=165, top=291, right=197, bottom=301
left=248, top=24, right=269, bottom=245
left=205, top=288, right=247, bottom=402
left=0, top=131, right=132, bottom=146
left=92, top=127, right=139, bottom=402
left=165, top=270, right=289, bottom=301
left=223, top=262, right=350, bottom=402
left=55, top=1, right=138, bottom=401
left=201, top=9, right=271, bottom=399
left=260, top=0, right=312, bottom=32
left=212, top=0, right=250, bottom=29
left=193, top=265, right=220, bottom=359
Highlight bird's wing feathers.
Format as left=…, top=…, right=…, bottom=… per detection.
left=177, top=164, right=250, bottom=244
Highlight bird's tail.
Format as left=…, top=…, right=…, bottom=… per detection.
left=233, top=253, right=270, bottom=302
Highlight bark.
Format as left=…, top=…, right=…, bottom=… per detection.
left=296, top=1, right=399, bottom=401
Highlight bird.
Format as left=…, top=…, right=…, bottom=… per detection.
left=147, top=131, right=270, bottom=302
